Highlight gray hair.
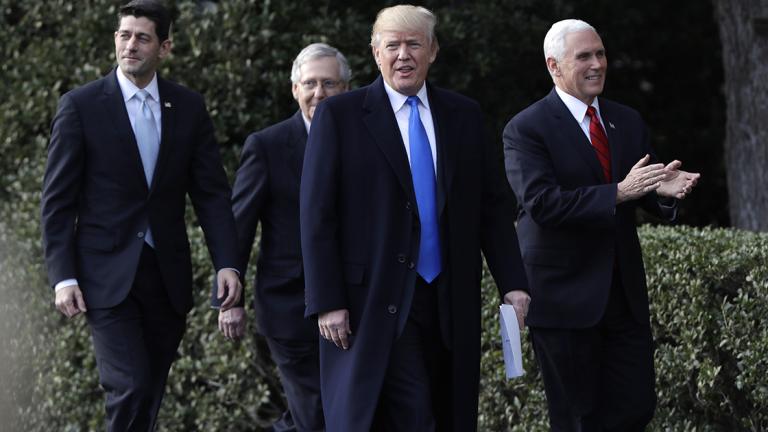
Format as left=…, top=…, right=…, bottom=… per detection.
left=290, top=43, right=351, bottom=84
left=543, top=19, right=596, bottom=62
left=370, top=4, right=437, bottom=47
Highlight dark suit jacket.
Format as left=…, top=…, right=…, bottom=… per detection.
left=227, top=110, right=316, bottom=340
left=41, top=68, right=238, bottom=315
left=503, top=88, right=675, bottom=329
left=300, top=77, right=528, bottom=431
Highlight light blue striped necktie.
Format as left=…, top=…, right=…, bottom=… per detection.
left=134, top=89, right=158, bottom=247
left=407, top=96, right=441, bottom=282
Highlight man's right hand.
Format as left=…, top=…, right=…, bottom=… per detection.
left=617, top=154, right=667, bottom=203
left=318, top=309, right=352, bottom=350
left=55, top=284, right=87, bottom=318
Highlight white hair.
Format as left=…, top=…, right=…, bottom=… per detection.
left=543, top=19, right=597, bottom=61
left=290, top=43, right=351, bottom=84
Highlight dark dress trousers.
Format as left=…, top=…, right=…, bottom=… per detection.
left=503, top=88, right=676, bottom=431
left=41, top=68, right=238, bottom=431
left=228, top=110, right=323, bottom=431
left=300, top=77, right=528, bottom=431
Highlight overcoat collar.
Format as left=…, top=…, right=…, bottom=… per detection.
left=361, top=76, right=456, bottom=215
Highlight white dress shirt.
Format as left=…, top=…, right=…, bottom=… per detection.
left=554, top=85, right=605, bottom=144
left=383, top=81, right=438, bottom=175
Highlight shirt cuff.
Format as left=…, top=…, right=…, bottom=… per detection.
left=54, top=279, right=78, bottom=292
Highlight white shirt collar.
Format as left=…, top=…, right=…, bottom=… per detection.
left=301, top=112, right=311, bottom=133
left=116, top=67, right=160, bottom=103
left=554, top=85, right=601, bottom=123
left=382, top=79, right=431, bottom=113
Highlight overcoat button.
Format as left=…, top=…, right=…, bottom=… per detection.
left=387, top=305, right=397, bottom=314
left=137, top=232, right=145, bottom=238
left=397, top=254, right=406, bottom=263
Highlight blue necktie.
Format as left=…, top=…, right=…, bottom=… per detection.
left=134, top=89, right=159, bottom=247
left=407, top=96, right=441, bottom=282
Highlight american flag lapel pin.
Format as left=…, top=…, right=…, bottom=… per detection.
left=164, top=102, right=172, bottom=108
left=608, top=121, right=615, bottom=129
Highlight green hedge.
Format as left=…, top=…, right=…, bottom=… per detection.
left=478, top=225, right=768, bottom=431
left=0, top=0, right=749, bottom=430
left=4, top=220, right=767, bottom=431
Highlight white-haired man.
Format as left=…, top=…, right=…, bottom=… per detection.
left=217, top=43, right=350, bottom=432
left=300, top=5, right=529, bottom=431
left=503, top=19, right=699, bottom=431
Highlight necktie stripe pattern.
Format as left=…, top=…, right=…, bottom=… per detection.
left=406, top=96, right=441, bottom=282
left=586, top=106, right=611, bottom=182
left=134, top=89, right=159, bottom=247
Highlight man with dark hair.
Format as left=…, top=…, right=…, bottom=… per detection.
left=40, top=0, right=242, bottom=430
left=218, top=42, right=351, bottom=432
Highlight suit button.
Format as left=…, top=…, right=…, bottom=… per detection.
left=397, top=254, right=406, bottom=263
left=387, top=305, right=397, bottom=314
left=405, top=202, right=412, bottom=211
left=137, top=231, right=145, bottom=239
left=408, top=261, right=415, bottom=269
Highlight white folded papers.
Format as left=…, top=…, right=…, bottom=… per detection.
left=499, top=304, right=525, bottom=379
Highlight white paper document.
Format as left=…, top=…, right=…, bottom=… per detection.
left=499, top=304, right=525, bottom=379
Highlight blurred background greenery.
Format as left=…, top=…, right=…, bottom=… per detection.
left=1, top=0, right=766, bottom=430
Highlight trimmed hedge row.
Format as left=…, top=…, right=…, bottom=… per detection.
left=478, top=225, right=768, bottom=431
left=3, top=222, right=766, bottom=431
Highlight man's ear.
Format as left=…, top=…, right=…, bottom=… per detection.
left=158, top=39, right=173, bottom=59
left=546, top=57, right=559, bottom=77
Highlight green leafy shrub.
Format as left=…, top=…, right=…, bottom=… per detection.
left=478, top=226, right=768, bottom=431
left=0, top=0, right=740, bottom=431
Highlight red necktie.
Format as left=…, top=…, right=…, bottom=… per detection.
left=586, top=106, right=611, bottom=182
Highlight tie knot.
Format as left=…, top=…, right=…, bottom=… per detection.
left=136, top=89, right=150, bottom=103
left=586, top=106, right=597, bottom=119
left=407, top=95, right=420, bottom=108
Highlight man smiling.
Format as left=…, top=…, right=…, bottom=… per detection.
left=41, top=1, right=241, bottom=429
left=503, top=19, right=700, bottom=431
left=300, top=4, right=528, bottom=431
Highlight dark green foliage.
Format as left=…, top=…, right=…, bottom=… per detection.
left=0, top=0, right=745, bottom=430
left=478, top=225, right=768, bottom=431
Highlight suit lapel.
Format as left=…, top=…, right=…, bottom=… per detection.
left=101, top=69, right=149, bottom=192
left=427, top=85, right=456, bottom=217
left=362, top=77, right=416, bottom=202
left=545, top=89, right=605, bottom=183
left=287, top=110, right=309, bottom=180
left=150, top=77, right=176, bottom=196
left=599, top=102, right=623, bottom=181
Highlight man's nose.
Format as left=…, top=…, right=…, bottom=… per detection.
left=313, top=85, right=326, bottom=98
left=397, top=44, right=410, bottom=60
left=126, top=36, right=138, bottom=50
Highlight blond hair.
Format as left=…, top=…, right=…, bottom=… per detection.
left=370, top=5, right=437, bottom=47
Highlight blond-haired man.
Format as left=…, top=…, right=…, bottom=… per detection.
left=300, top=5, right=528, bottom=431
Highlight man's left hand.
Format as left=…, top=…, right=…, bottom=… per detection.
left=657, top=160, right=701, bottom=199
left=504, top=290, right=531, bottom=330
left=216, top=268, right=242, bottom=310
left=219, top=306, right=246, bottom=340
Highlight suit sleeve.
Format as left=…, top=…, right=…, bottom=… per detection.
left=41, top=93, right=84, bottom=288
left=187, top=97, right=239, bottom=273
left=210, top=132, right=269, bottom=307
left=299, top=102, right=346, bottom=318
left=503, top=115, right=617, bottom=230
left=231, top=133, right=269, bottom=278
left=476, top=110, right=528, bottom=298
left=635, top=122, right=678, bottom=222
